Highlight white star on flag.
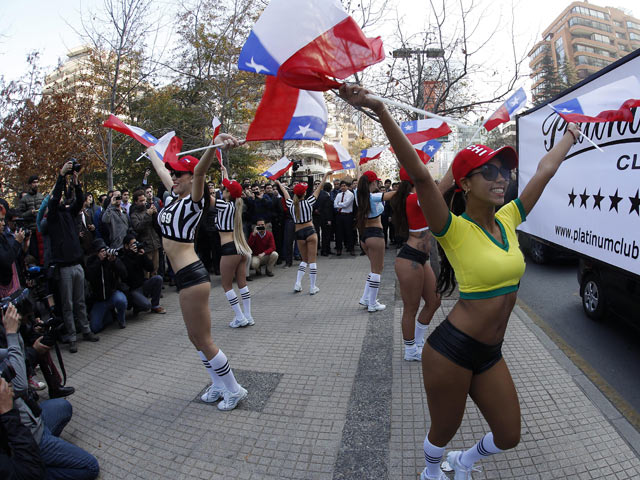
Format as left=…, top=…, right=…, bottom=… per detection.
left=428, top=145, right=435, bottom=152
left=296, top=123, right=312, bottom=136
left=246, top=57, right=269, bottom=74
left=559, top=108, right=573, bottom=113
left=403, top=124, right=414, bottom=131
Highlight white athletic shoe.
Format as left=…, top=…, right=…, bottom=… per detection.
left=368, top=301, right=386, bottom=313
left=244, top=315, right=255, bottom=326
left=309, top=286, right=320, bottom=295
left=201, top=384, right=225, bottom=403
left=404, top=348, right=422, bottom=362
left=420, top=468, right=447, bottom=480
left=359, top=298, right=369, bottom=307
left=229, top=316, right=249, bottom=328
left=294, top=283, right=302, bottom=293
left=446, top=451, right=478, bottom=480
left=217, top=385, right=248, bottom=411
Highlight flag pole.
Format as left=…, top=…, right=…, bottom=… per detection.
left=177, top=143, right=225, bottom=156
left=546, top=106, right=604, bottom=153
left=367, top=94, right=467, bottom=129
left=468, top=125, right=484, bottom=143
left=136, top=153, right=149, bottom=162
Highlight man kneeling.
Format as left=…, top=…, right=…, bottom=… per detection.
left=248, top=219, right=278, bottom=277
left=120, top=234, right=165, bottom=314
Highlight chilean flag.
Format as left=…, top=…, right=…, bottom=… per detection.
left=483, top=87, right=527, bottom=132
left=261, top=156, right=293, bottom=180
left=238, top=0, right=385, bottom=91
left=246, top=76, right=327, bottom=141
left=550, top=76, right=640, bottom=123
left=212, top=117, right=222, bottom=164
left=153, top=131, right=182, bottom=163
left=103, top=115, right=158, bottom=147
left=400, top=119, right=451, bottom=144
left=324, top=142, right=356, bottom=170
left=360, top=146, right=385, bottom=165
left=415, top=139, right=442, bottom=163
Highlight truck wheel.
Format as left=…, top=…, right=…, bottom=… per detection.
left=580, top=274, right=606, bottom=320
left=529, top=240, right=547, bottom=264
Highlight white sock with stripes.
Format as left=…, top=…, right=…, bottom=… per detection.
left=197, top=350, right=220, bottom=386
left=239, top=286, right=251, bottom=318
left=360, top=273, right=371, bottom=304
left=423, top=435, right=446, bottom=477
left=368, top=273, right=381, bottom=306
left=309, top=263, right=317, bottom=289
left=207, top=350, right=240, bottom=394
left=225, top=289, right=244, bottom=318
left=403, top=338, right=417, bottom=354
left=460, top=432, right=503, bottom=468
left=296, top=262, right=307, bottom=285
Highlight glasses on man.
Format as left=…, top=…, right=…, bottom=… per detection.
left=468, top=163, right=511, bottom=182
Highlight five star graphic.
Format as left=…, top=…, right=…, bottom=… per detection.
left=564, top=187, right=640, bottom=214
left=592, top=189, right=604, bottom=210
left=629, top=189, right=640, bottom=215
left=579, top=188, right=590, bottom=208
left=568, top=188, right=577, bottom=207
left=295, top=123, right=312, bottom=137
left=246, top=57, right=269, bottom=74
left=609, top=189, right=622, bottom=212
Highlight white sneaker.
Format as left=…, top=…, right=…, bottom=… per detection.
left=404, top=348, right=422, bottom=361
left=446, top=451, right=478, bottom=480
left=201, top=384, right=225, bottom=403
left=217, top=385, right=248, bottom=411
left=294, top=283, right=302, bottom=293
left=359, top=298, right=369, bottom=307
left=368, top=301, right=386, bottom=313
left=420, top=468, right=447, bottom=480
left=229, top=316, right=249, bottom=328
left=310, top=286, right=320, bottom=295
left=244, top=315, right=255, bottom=326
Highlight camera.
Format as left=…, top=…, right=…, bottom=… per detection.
left=65, top=158, right=82, bottom=175
left=106, top=248, right=120, bottom=257
left=40, top=316, right=65, bottom=347
left=0, top=359, right=16, bottom=383
left=135, top=241, right=145, bottom=251
left=0, top=288, right=31, bottom=315
left=292, top=160, right=302, bottom=172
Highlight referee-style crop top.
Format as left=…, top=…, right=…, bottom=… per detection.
left=406, top=193, right=428, bottom=232
left=432, top=199, right=527, bottom=300
left=355, top=190, right=385, bottom=218
left=286, top=196, right=316, bottom=224
left=157, top=192, right=205, bottom=243
left=215, top=199, right=236, bottom=232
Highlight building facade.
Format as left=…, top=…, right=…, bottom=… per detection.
left=529, top=1, right=640, bottom=96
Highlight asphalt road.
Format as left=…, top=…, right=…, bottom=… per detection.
left=517, top=257, right=640, bottom=424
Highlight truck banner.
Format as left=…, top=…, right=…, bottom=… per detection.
left=517, top=51, right=640, bottom=276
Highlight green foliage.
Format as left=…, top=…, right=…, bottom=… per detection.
left=533, top=48, right=565, bottom=105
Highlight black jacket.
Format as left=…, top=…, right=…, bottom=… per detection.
left=120, top=250, right=153, bottom=290
left=0, top=408, right=46, bottom=480
left=85, top=255, right=127, bottom=302
left=315, top=190, right=333, bottom=223
left=47, top=176, right=84, bottom=266
left=0, top=231, right=21, bottom=286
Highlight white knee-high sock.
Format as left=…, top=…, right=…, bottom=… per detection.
left=225, top=289, right=244, bottom=318
left=460, top=432, right=503, bottom=468
left=197, top=351, right=220, bottom=386
left=423, top=435, right=446, bottom=477
left=309, top=263, right=317, bottom=289
left=296, top=262, right=307, bottom=285
left=239, top=286, right=251, bottom=317
left=368, top=273, right=381, bottom=306
left=360, top=273, right=371, bottom=303
left=415, top=322, right=429, bottom=345
left=207, top=350, right=240, bottom=394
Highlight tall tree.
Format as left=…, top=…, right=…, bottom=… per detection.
left=533, top=47, right=565, bottom=105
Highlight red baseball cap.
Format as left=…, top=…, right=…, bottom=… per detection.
left=362, top=170, right=381, bottom=183
left=165, top=155, right=199, bottom=173
left=452, top=144, right=518, bottom=186
left=399, top=167, right=413, bottom=184
left=222, top=178, right=243, bottom=199
left=293, top=183, right=308, bottom=197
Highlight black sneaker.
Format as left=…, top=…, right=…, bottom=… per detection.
left=49, top=386, right=75, bottom=398
left=83, top=332, right=100, bottom=342
left=69, top=342, right=78, bottom=353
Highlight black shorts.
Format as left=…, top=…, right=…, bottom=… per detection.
left=361, top=227, right=384, bottom=242
left=295, top=226, right=316, bottom=241
left=427, top=318, right=503, bottom=374
left=175, top=260, right=210, bottom=292
left=397, top=244, right=428, bottom=265
left=220, top=242, right=239, bottom=256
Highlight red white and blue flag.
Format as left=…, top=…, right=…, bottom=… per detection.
left=212, top=117, right=222, bottom=164
left=238, top=0, right=385, bottom=91
left=103, top=115, right=158, bottom=147
left=550, top=76, right=640, bottom=123
left=400, top=119, right=451, bottom=144
left=324, top=142, right=356, bottom=170
left=260, top=156, right=293, bottom=180
left=152, top=131, right=182, bottom=163
left=246, top=76, right=327, bottom=141
left=359, top=146, right=385, bottom=165
left=483, top=87, right=527, bottom=132
left=415, top=139, right=442, bottom=163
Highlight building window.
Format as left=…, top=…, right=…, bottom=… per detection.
left=555, top=38, right=566, bottom=63
left=619, top=43, right=630, bottom=51
left=591, top=33, right=612, bottom=44
left=571, top=6, right=610, bottom=21
left=574, top=43, right=617, bottom=57
left=574, top=55, right=611, bottom=68
left=568, top=17, right=612, bottom=33
left=614, top=20, right=623, bottom=28
left=577, top=69, right=589, bottom=79
left=627, top=21, right=640, bottom=31
left=630, top=32, right=640, bottom=41
left=530, top=44, right=548, bottom=59
left=616, top=31, right=627, bottom=39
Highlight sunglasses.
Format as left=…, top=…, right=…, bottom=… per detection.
left=468, top=163, right=511, bottom=182
left=170, top=170, right=187, bottom=178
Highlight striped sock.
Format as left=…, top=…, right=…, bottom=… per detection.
left=239, top=286, right=251, bottom=318
left=309, top=263, right=317, bottom=289
left=403, top=338, right=416, bottom=353
left=361, top=274, right=371, bottom=303
left=208, top=349, right=240, bottom=394
left=423, top=435, right=446, bottom=477
left=368, top=273, right=381, bottom=306
left=197, top=350, right=220, bottom=385
left=460, top=432, right=503, bottom=468
left=225, top=289, right=244, bottom=318
left=296, top=262, right=307, bottom=285
left=415, top=322, right=429, bottom=345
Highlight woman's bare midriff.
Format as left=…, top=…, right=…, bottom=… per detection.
left=406, top=230, right=431, bottom=253
left=219, top=231, right=234, bottom=246
left=162, top=238, right=200, bottom=272
left=295, top=220, right=313, bottom=232
left=364, top=217, right=382, bottom=229
left=447, top=292, right=518, bottom=345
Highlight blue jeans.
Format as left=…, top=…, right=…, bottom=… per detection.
left=39, top=399, right=100, bottom=480
left=129, top=275, right=162, bottom=310
left=89, top=290, right=127, bottom=332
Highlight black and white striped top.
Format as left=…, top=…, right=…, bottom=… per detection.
left=157, top=193, right=205, bottom=243
left=215, top=199, right=236, bottom=232
left=286, top=196, right=316, bottom=224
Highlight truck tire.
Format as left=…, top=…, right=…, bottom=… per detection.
left=529, top=239, right=547, bottom=264
left=580, top=273, right=606, bottom=320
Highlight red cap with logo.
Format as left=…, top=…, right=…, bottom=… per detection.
left=362, top=170, right=381, bottom=183
left=165, top=155, right=199, bottom=173
left=452, top=144, right=518, bottom=186
left=293, top=183, right=308, bottom=197
left=222, top=178, right=243, bottom=199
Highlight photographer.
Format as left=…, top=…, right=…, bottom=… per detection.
left=248, top=219, right=278, bottom=277
left=119, top=234, right=165, bottom=314
left=85, top=239, right=128, bottom=332
left=129, top=190, right=161, bottom=277
left=101, top=189, right=130, bottom=249
left=0, top=303, right=99, bottom=479
left=0, top=206, right=27, bottom=299
left=48, top=162, right=99, bottom=354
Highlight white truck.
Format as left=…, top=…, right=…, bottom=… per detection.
left=516, top=49, right=640, bottom=324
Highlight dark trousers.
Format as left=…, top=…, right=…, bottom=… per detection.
left=335, top=213, right=354, bottom=252
left=382, top=216, right=390, bottom=246
left=320, top=220, right=332, bottom=254
left=197, top=229, right=221, bottom=273
left=129, top=275, right=163, bottom=310
left=282, top=218, right=295, bottom=265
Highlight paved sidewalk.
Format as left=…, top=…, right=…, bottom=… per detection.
left=47, top=250, right=640, bottom=479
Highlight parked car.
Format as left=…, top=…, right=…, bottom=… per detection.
left=578, top=257, right=640, bottom=327
left=518, top=233, right=575, bottom=265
